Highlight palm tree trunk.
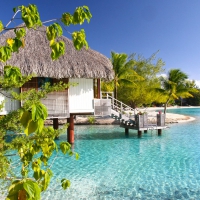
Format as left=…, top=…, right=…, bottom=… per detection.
left=164, top=98, right=170, bottom=114
left=114, top=80, right=117, bottom=99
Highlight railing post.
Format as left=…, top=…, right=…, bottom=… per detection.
left=112, top=95, right=114, bottom=109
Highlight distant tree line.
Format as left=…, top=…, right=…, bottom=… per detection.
left=102, top=52, right=200, bottom=113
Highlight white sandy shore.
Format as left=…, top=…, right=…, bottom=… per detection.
left=74, top=106, right=198, bottom=125
left=45, top=106, right=198, bottom=125
left=144, top=106, right=197, bottom=123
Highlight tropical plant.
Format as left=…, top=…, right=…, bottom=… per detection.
left=117, top=53, right=165, bottom=108
left=110, top=51, right=143, bottom=99
left=87, top=116, right=95, bottom=124
left=156, top=69, right=198, bottom=113
left=0, top=4, right=91, bottom=200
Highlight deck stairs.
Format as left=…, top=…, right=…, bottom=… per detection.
left=101, top=92, right=137, bottom=125
left=100, top=92, right=167, bottom=135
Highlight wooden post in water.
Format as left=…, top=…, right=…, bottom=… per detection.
left=138, top=130, right=142, bottom=137
left=144, top=130, right=148, bottom=133
left=53, top=118, right=59, bottom=139
left=125, top=128, right=129, bottom=136
left=67, top=114, right=74, bottom=144
left=158, top=129, right=162, bottom=136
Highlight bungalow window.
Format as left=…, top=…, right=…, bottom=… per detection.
left=38, top=77, right=53, bottom=89
left=21, top=77, right=69, bottom=118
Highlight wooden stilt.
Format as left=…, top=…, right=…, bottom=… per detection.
left=125, top=128, right=129, bottom=136
left=138, top=130, right=142, bottom=137
left=97, top=79, right=101, bottom=99
left=53, top=118, right=59, bottom=139
left=67, top=114, right=74, bottom=144
left=67, top=117, right=70, bottom=142
left=158, top=129, right=162, bottom=136
left=144, top=130, right=147, bottom=133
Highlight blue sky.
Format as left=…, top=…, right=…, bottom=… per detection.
left=1, top=0, right=200, bottom=85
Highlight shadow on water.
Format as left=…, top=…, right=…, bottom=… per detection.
left=59, top=125, right=162, bottom=142
left=60, top=130, right=156, bottom=141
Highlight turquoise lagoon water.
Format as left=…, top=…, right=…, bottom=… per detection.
left=41, top=108, right=200, bottom=200
left=3, top=108, right=200, bottom=200
left=41, top=108, right=200, bottom=199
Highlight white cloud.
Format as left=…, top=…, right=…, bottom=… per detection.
left=194, top=80, right=200, bottom=88
left=159, top=73, right=167, bottom=78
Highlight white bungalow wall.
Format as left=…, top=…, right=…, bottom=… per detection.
left=69, top=78, right=94, bottom=113
left=0, top=89, right=20, bottom=115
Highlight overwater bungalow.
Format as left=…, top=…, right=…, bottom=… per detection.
left=0, top=25, right=114, bottom=143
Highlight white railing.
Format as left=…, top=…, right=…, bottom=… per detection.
left=101, top=91, right=136, bottom=118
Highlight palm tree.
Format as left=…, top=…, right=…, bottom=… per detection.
left=157, top=69, right=197, bottom=113
left=111, top=51, right=142, bottom=99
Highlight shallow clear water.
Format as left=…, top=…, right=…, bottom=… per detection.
left=41, top=108, right=200, bottom=199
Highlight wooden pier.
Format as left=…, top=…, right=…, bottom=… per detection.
left=119, top=113, right=167, bottom=137
left=120, top=123, right=167, bottom=136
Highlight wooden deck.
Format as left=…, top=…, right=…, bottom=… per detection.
left=119, top=119, right=168, bottom=136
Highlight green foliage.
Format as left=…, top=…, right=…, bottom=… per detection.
left=4, top=65, right=22, bottom=83
left=46, top=23, right=63, bottom=41
left=87, top=116, right=95, bottom=124
left=110, top=52, right=165, bottom=108
left=19, top=4, right=42, bottom=28
left=61, top=179, right=70, bottom=190
left=61, top=13, right=73, bottom=26
left=73, top=6, right=92, bottom=25
left=156, top=69, right=198, bottom=113
left=72, top=29, right=88, bottom=50
left=14, top=28, right=26, bottom=39
left=50, top=41, right=65, bottom=60
left=184, top=89, right=200, bottom=106
left=0, top=3, right=91, bottom=200
left=0, top=46, right=12, bottom=62
left=0, top=21, right=3, bottom=32
left=6, top=179, right=41, bottom=200
left=102, top=52, right=143, bottom=100
left=7, top=38, right=22, bottom=52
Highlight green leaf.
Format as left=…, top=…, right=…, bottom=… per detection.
left=6, top=180, right=24, bottom=200
left=0, top=21, right=3, bottom=32
left=32, top=182, right=41, bottom=200
left=21, top=4, right=42, bottom=28
left=4, top=65, right=23, bottom=83
left=24, top=120, right=37, bottom=135
left=7, top=38, right=22, bottom=52
left=23, top=180, right=41, bottom=200
left=13, top=7, right=17, bottom=13
left=36, top=118, right=44, bottom=134
left=33, top=170, right=41, bottom=180
left=23, top=181, right=35, bottom=199
left=73, top=6, right=92, bottom=25
left=75, top=152, right=79, bottom=160
left=41, top=143, right=49, bottom=156
left=40, top=155, right=48, bottom=165
left=61, top=179, right=70, bottom=190
left=60, top=142, right=70, bottom=155
left=46, top=23, right=63, bottom=41
left=31, top=103, right=47, bottom=121
left=61, top=13, right=73, bottom=26
left=20, top=111, right=32, bottom=128
left=42, top=169, right=53, bottom=191
left=14, top=28, right=26, bottom=39
left=50, top=41, right=65, bottom=60
left=0, top=46, right=12, bottom=62
left=72, top=29, right=88, bottom=50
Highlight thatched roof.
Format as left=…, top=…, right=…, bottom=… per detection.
left=0, top=25, right=114, bottom=80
